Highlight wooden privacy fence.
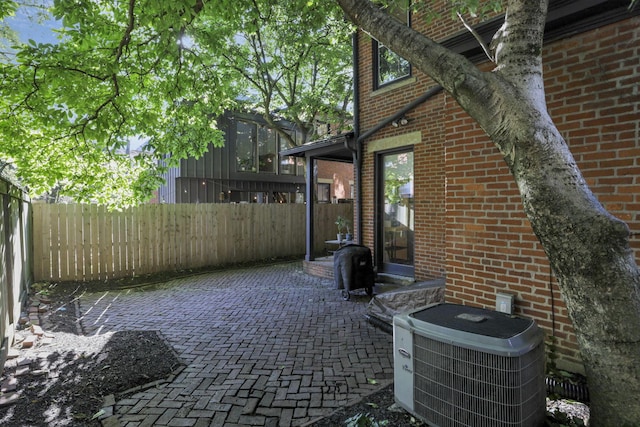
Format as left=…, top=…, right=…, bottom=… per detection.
left=33, top=203, right=353, bottom=282
left=1, top=178, right=32, bottom=368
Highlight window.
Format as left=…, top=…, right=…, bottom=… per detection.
left=278, top=134, right=305, bottom=176
left=236, top=120, right=280, bottom=173
left=236, top=118, right=303, bottom=176
left=278, top=129, right=305, bottom=176
left=236, top=121, right=256, bottom=172
left=258, top=126, right=277, bottom=173
left=279, top=135, right=297, bottom=175
left=317, top=183, right=331, bottom=203
left=373, top=1, right=411, bottom=89
left=377, top=148, right=414, bottom=276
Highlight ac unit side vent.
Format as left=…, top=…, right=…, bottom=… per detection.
left=413, top=333, right=545, bottom=427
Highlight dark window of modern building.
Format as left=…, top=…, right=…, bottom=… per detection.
left=279, top=134, right=299, bottom=175
left=258, top=126, right=277, bottom=173
left=280, top=156, right=297, bottom=175
left=237, top=120, right=283, bottom=174
left=373, top=1, right=411, bottom=89
left=236, top=120, right=257, bottom=172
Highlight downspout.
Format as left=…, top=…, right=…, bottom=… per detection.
left=347, top=32, right=363, bottom=243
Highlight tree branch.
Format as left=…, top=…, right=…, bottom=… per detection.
left=456, top=12, right=494, bottom=63
left=115, top=0, right=136, bottom=62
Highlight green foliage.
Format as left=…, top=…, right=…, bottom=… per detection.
left=447, top=0, right=503, bottom=18
left=336, top=215, right=351, bottom=233
left=0, top=1, right=18, bottom=20
left=192, top=0, right=353, bottom=145
left=0, top=0, right=352, bottom=208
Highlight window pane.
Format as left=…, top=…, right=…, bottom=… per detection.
left=317, top=183, right=331, bottom=202
left=382, top=151, right=414, bottom=266
left=296, top=158, right=305, bottom=176
left=236, top=121, right=256, bottom=172
left=378, top=45, right=410, bottom=86
left=375, top=0, right=410, bottom=87
left=279, top=135, right=296, bottom=175
left=280, top=156, right=296, bottom=175
left=258, top=126, right=276, bottom=173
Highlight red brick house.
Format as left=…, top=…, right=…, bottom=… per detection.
left=316, top=160, right=354, bottom=203
left=288, top=1, right=639, bottom=372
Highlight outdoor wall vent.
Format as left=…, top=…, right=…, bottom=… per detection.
left=393, top=303, right=546, bottom=427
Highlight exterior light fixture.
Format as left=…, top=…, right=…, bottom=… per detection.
left=392, top=116, right=410, bottom=127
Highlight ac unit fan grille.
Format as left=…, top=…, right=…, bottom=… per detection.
left=413, top=334, right=545, bottom=427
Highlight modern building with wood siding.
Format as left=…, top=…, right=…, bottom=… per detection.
left=157, top=110, right=307, bottom=204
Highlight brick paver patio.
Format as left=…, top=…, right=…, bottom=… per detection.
left=77, top=262, right=394, bottom=427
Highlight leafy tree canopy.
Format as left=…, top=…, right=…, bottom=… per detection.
left=0, top=0, right=352, bottom=208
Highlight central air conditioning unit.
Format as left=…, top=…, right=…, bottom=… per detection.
left=393, top=303, right=545, bottom=427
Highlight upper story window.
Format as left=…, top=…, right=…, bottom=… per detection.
left=279, top=143, right=305, bottom=176
left=258, top=126, right=277, bottom=173
left=373, top=1, right=411, bottom=89
left=236, top=120, right=257, bottom=172
left=279, top=130, right=305, bottom=176
left=236, top=118, right=304, bottom=176
left=236, top=120, right=278, bottom=174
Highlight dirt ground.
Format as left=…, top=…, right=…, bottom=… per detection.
left=0, top=265, right=589, bottom=427
left=0, top=283, right=184, bottom=427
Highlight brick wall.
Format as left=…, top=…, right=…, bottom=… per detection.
left=316, top=160, right=354, bottom=200
left=358, top=3, right=639, bottom=370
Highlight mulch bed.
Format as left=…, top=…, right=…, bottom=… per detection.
left=0, top=287, right=184, bottom=427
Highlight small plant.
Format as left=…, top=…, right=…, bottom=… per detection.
left=335, top=215, right=347, bottom=233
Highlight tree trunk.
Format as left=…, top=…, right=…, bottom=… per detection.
left=337, top=0, right=640, bottom=424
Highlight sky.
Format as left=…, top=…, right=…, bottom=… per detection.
left=3, top=3, right=59, bottom=46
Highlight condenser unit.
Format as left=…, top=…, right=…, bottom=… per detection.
left=393, top=303, right=545, bottom=427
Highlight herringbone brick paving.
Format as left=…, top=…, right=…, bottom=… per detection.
left=77, top=262, right=394, bottom=426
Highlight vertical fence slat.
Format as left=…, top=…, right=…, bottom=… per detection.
left=32, top=203, right=46, bottom=280
left=57, top=205, right=69, bottom=280
left=202, top=204, right=211, bottom=265
left=142, top=205, right=150, bottom=272
left=90, top=204, right=100, bottom=280
left=169, top=204, right=178, bottom=269
left=218, top=204, right=230, bottom=264
left=106, top=206, right=115, bottom=279
left=211, top=204, right=219, bottom=264
left=49, top=205, right=60, bottom=280
left=66, top=204, right=77, bottom=281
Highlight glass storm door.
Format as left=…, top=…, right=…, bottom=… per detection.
left=378, top=149, right=414, bottom=276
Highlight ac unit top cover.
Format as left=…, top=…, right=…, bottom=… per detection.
left=393, top=303, right=543, bottom=357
